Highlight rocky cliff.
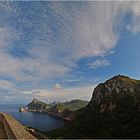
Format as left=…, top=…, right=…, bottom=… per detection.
left=88, top=75, right=140, bottom=112
left=26, top=98, right=49, bottom=112
left=49, top=75, right=140, bottom=139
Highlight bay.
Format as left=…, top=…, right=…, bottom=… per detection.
left=0, top=104, right=64, bottom=131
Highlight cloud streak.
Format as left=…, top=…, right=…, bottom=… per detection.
left=0, top=2, right=137, bottom=80
left=88, top=58, right=110, bottom=69
left=20, top=85, right=94, bottom=102
left=0, top=79, right=16, bottom=90
left=0, top=2, right=140, bottom=102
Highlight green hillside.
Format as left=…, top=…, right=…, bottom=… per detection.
left=47, top=75, right=140, bottom=139
left=54, top=100, right=88, bottom=111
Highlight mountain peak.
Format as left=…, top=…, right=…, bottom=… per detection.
left=88, top=75, right=140, bottom=112
left=110, top=74, right=129, bottom=79
left=32, top=98, right=39, bottom=104
left=26, top=98, right=47, bottom=111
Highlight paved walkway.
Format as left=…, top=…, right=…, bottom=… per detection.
left=0, top=122, right=7, bottom=139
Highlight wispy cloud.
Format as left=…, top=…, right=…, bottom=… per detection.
left=20, top=85, right=94, bottom=102
left=53, top=83, right=62, bottom=90
left=88, top=58, right=110, bottom=69
left=0, top=2, right=140, bottom=102
left=0, top=79, right=16, bottom=90
left=125, top=2, right=140, bottom=34
left=0, top=2, right=138, bottom=81
left=0, top=27, right=15, bottom=50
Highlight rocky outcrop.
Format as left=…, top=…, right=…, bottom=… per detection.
left=88, top=75, right=140, bottom=112
left=19, top=98, right=49, bottom=112
left=19, top=107, right=26, bottom=112
left=26, top=98, right=48, bottom=112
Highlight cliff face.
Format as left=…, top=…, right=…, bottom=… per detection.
left=88, top=75, right=140, bottom=112
left=26, top=98, right=48, bottom=112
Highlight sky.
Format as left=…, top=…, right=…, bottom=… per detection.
left=0, top=1, right=140, bottom=104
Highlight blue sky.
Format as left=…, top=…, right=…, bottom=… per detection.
left=0, top=1, right=140, bottom=104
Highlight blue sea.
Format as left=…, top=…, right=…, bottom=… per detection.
left=0, top=104, right=65, bottom=131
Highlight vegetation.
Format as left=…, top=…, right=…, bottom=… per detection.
left=23, top=98, right=88, bottom=120
left=52, top=100, right=88, bottom=111
left=47, top=99, right=88, bottom=120
left=46, top=75, right=140, bottom=139
left=26, top=98, right=88, bottom=112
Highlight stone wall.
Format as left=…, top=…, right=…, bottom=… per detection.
left=0, top=112, right=36, bottom=139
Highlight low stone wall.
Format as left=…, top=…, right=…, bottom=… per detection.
left=0, top=114, right=15, bottom=139
left=0, top=112, right=36, bottom=139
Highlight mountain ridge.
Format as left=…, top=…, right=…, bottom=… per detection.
left=19, top=98, right=88, bottom=120
left=88, top=74, right=140, bottom=112
left=47, top=75, right=140, bottom=139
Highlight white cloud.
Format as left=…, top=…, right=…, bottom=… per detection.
left=53, top=83, right=62, bottom=90
left=63, top=79, right=80, bottom=82
left=1, top=2, right=140, bottom=103
left=20, top=85, right=95, bottom=102
left=126, top=23, right=140, bottom=34
left=0, top=79, right=15, bottom=90
left=89, top=58, right=110, bottom=69
left=130, top=2, right=140, bottom=16
left=0, top=2, right=139, bottom=82
left=41, top=2, right=120, bottom=61
left=125, top=2, right=140, bottom=34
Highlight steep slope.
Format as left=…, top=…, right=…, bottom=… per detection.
left=47, top=99, right=88, bottom=120
left=26, top=98, right=48, bottom=112
left=88, top=75, right=140, bottom=112
left=51, top=99, right=88, bottom=111
left=48, top=75, right=140, bottom=139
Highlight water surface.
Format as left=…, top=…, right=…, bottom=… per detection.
left=0, top=104, right=64, bottom=131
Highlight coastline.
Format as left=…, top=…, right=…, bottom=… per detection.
left=20, top=109, right=74, bottom=121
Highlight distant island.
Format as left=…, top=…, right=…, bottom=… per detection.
left=19, top=98, right=88, bottom=121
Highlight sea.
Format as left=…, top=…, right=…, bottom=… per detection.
left=0, top=104, right=65, bottom=131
